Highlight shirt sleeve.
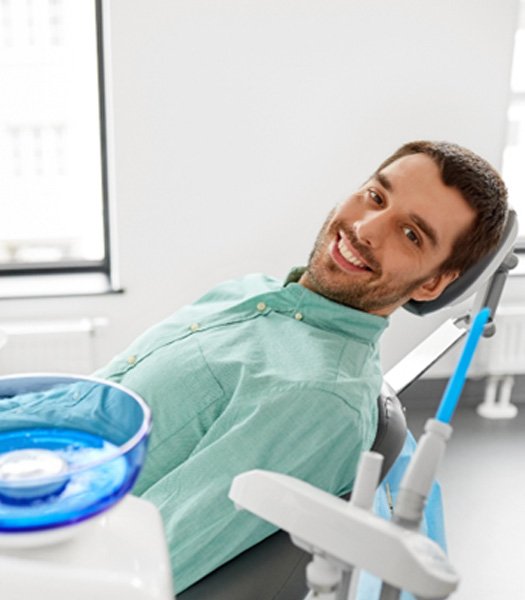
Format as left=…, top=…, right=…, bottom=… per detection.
left=140, top=383, right=374, bottom=593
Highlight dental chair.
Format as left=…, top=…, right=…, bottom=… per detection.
left=180, top=210, right=519, bottom=600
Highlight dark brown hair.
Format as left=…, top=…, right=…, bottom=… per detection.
left=374, top=140, right=508, bottom=275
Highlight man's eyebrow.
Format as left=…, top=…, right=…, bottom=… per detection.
left=374, top=171, right=439, bottom=247
left=375, top=171, right=393, bottom=191
left=410, top=213, right=439, bottom=247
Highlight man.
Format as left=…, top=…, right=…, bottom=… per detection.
left=1, top=141, right=508, bottom=593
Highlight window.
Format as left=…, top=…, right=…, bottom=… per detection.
left=503, top=0, right=525, bottom=242
left=0, top=0, right=112, bottom=294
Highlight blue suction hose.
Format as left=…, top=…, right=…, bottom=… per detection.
left=435, top=307, right=491, bottom=424
left=393, top=306, right=492, bottom=528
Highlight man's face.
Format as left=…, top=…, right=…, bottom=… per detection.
left=300, top=153, right=476, bottom=316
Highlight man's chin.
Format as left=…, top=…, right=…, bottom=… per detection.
left=302, top=272, right=402, bottom=314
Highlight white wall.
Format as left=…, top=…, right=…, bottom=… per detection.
left=0, top=0, right=520, bottom=373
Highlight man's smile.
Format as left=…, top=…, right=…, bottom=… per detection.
left=330, top=230, right=375, bottom=274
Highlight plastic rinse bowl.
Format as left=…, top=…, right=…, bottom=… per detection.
left=0, top=374, right=151, bottom=534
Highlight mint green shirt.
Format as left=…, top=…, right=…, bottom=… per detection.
left=95, top=273, right=388, bottom=592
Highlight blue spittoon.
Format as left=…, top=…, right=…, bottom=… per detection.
left=0, top=374, right=152, bottom=533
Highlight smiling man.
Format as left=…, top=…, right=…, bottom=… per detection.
left=102, top=140, right=506, bottom=594
left=3, top=141, right=505, bottom=594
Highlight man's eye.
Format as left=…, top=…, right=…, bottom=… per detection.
left=403, top=226, right=420, bottom=245
left=368, top=190, right=383, bottom=205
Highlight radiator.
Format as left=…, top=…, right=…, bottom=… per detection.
left=0, top=318, right=107, bottom=376
left=476, top=306, right=525, bottom=376
left=475, top=306, right=525, bottom=418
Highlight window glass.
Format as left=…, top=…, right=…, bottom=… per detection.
left=0, top=0, right=106, bottom=270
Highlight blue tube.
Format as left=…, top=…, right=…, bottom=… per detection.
left=435, top=307, right=491, bottom=424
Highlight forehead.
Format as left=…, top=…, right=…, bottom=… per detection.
left=377, top=153, right=442, bottom=189
left=374, top=153, right=476, bottom=247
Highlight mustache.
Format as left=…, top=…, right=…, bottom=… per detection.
left=339, top=226, right=382, bottom=274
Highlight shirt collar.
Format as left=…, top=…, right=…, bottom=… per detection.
left=269, top=267, right=389, bottom=343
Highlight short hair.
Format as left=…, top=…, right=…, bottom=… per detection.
left=374, top=140, right=508, bottom=275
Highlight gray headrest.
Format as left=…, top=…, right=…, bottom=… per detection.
left=403, top=209, right=518, bottom=316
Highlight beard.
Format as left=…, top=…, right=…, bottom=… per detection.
left=303, top=210, right=432, bottom=314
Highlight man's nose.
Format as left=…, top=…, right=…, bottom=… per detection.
left=354, top=212, right=389, bottom=247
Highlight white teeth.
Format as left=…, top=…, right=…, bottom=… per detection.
left=338, top=237, right=367, bottom=268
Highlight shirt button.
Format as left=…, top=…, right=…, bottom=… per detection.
left=127, top=355, right=137, bottom=365
left=294, top=312, right=303, bottom=321
left=189, top=323, right=200, bottom=332
left=256, top=302, right=266, bottom=312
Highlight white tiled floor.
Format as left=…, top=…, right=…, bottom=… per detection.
left=406, top=404, right=525, bottom=600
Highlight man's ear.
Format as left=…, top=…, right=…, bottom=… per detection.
left=409, top=271, right=460, bottom=302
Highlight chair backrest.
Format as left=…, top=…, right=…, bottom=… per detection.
left=372, top=386, right=407, bottom=481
